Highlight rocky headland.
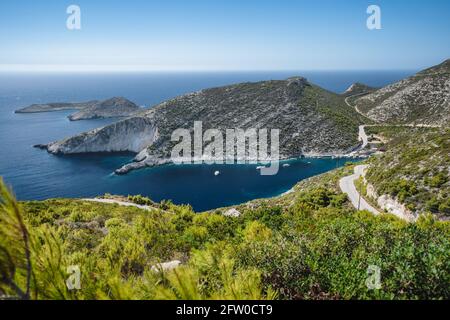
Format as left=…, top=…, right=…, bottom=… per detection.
left=38, top=77, right=364, bottom=174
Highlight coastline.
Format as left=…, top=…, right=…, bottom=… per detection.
left=114, top=144, right=365, bottom=175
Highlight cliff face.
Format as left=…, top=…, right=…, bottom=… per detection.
left=47, top=116, right=158, bottom=154
left=355, top=59, right=450, bottom=126
left=68, top=97, right=141, bottom=121
left=42, top=77, right=363, bottom=173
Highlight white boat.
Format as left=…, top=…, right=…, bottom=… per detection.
left=282, top=163, right=290, bottom=167
left=214, top=171, right=220, bottom=176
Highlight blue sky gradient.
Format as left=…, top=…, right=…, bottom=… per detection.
left=1, top=0, right=449, bottom=71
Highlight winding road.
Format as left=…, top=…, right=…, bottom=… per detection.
left=344, top=92, right=373, bottom=153
left=339, top=165, right=380, bottom=215
left=357, top=125, right=369, bottom=150
left=341, top=94, right=380, bottom=213
left=341, top=92, right=440, bottom=216
left=344, top=92, right=372, bottom=118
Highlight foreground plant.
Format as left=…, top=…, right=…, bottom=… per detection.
left=0, top=178, right=31, bottom=299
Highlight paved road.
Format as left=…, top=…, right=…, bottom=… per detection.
left=341, top=92, right=441, bottom=217
left=358, top=125, right=369, bottom=150
left=339, top=165, right=380, bottom=215
left=344, top=92, right=372, bottom=153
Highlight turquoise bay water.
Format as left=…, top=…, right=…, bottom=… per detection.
left=0, top=71, right=412, bottom=211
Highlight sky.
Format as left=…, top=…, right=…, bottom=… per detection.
left=0, top=0, right=449, bottom=71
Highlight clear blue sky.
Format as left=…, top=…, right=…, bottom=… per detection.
left=1, top=0, right=449, bottom=71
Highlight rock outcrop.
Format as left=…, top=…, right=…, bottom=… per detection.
left=365, top=179, right=417, bottom=222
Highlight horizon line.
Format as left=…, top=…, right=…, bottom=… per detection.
left=0, top=64, right=418, bottom=73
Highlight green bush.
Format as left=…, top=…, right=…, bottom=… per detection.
left=426, top=173, right=448, bottom=188
left=1, top=176, right=449, bottom=300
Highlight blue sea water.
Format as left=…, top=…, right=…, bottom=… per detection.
left=0, top=71, right=414, bottom=211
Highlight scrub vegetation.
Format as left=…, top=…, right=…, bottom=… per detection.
left=365, top=127, right=449, bottom=217
left=1, top=167, right=449, bottom=300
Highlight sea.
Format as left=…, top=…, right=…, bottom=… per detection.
left=0, top=70, right=414, bottom=211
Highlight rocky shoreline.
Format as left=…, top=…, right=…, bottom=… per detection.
left=112, top=147, right=364, bottom=175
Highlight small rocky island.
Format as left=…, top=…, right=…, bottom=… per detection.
left=15, top=100, right=99, bottom=113
left=16, top=97, right=141, bottom=121
left=68, top=97, right=141, bottom=121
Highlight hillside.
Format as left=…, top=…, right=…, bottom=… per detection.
left=2, top=125, right=449, bottom=300
left=39, top=77, right=364, bottom=174
left=354, top=59, right=450, bottom=126
left=68, top=97, right=141, bottom=121
left=364, top=126, right=449, bottom=219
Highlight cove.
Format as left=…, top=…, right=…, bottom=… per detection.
left=69, top=155, right=361, bottom=212
left=1, top=71, right=402, bottom=212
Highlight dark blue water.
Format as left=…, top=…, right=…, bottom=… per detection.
left=0, top=71, right=413, bottom=211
